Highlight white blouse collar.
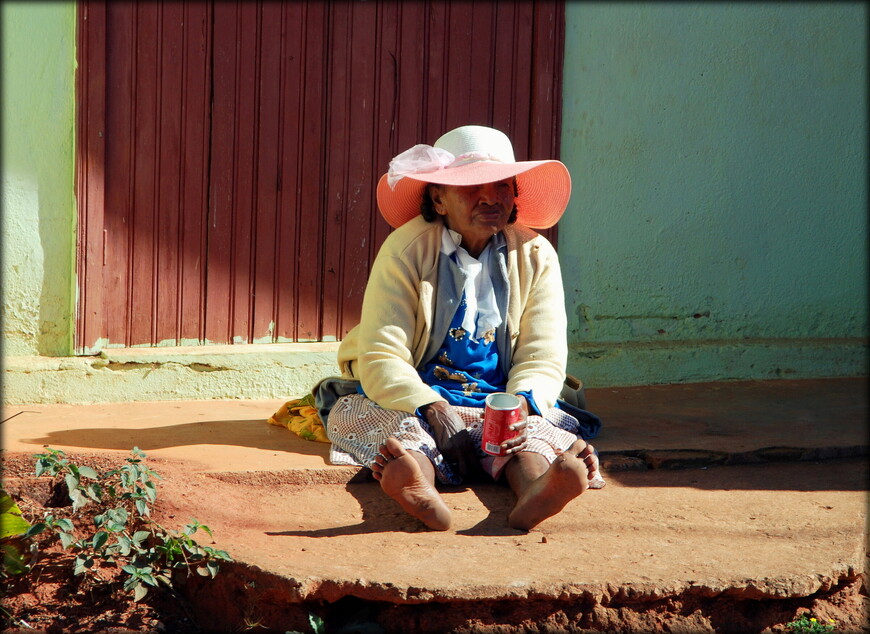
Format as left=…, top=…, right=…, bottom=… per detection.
left=439, top=225, right=503, bottom=340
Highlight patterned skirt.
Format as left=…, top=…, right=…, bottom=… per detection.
left=326, top=393, right=585, bottom=485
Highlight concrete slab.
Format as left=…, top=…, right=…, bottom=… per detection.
left=1, top=378, right=867, bottom=632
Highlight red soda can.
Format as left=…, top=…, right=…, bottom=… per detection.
left=481, top=393, right=521, bottom=456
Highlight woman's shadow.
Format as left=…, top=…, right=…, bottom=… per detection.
left=21, top=418, right=330, bottom=459
left=266, top=473, right=524, bottom=538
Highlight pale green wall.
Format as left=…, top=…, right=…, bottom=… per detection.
left=1, top=2, right=77, bottom=357
left=559, top=2, right=868, bottom=385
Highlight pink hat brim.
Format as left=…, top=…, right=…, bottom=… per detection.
left=377, top=159, right=571, bottom=230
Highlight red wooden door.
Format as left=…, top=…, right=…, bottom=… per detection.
left=76, top=0, right=565, bottom=353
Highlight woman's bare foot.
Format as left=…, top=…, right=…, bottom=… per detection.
left=371, top=437, right=452, bottom=531
left=507, top=449, right=588, bottom=531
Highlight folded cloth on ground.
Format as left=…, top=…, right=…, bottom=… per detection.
left=588, top=473, right=606, bottom=489
left=268, top=393, right=330, bottom=443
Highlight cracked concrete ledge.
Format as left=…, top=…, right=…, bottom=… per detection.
left=5, top=339, right=867, bottom=405
left=3, top=345, right=342, bottom=404
left=189, top=562, right=863, bottom=605
left=180, top=560, right=866, bottom=634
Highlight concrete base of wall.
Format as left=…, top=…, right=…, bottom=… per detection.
left=3, top=339, right=867, bottom=405
left=569, top=338, right=868, bottom=388
left=3, top=343, right=342, bottom=405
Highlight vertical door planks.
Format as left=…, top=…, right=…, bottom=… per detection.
left=76, top=0, right=564, bottom=351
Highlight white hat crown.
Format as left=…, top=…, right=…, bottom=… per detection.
left=434, top=125, right=516, bottom=163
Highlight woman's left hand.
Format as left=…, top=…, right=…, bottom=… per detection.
left=501, top=395, right=531, bottom=454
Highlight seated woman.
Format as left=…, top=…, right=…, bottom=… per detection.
left=321, top=125, right=602, bottom=531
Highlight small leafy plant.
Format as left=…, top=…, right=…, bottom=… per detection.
left=1, top=490, right=42, bottom=577
left=786, top=614, right=837, bottom=634
left=28, top=447, right=231, bottom=601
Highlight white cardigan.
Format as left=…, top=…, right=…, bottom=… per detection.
left=337, top=215, right=568, bottom=414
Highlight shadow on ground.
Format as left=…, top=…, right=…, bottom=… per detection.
left=265, top=479, right=525, bottom=538
left=21, top=419, right=330, bottom=459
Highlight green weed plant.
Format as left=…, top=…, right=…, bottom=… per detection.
left=1, top=491, right=42, bottom=576
left=26, top=447, right=231, bottom=601
left=786, top=614, right=837, bottom=634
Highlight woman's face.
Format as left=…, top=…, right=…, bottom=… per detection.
left=430, top=179, right=515, bottom=257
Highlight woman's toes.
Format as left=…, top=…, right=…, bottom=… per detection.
left=382, top=436, right=405, bottom=459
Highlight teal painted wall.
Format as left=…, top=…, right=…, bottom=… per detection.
left=559, top=3, right=868, bottom=385
left=1, top=2, right=77, bottom=357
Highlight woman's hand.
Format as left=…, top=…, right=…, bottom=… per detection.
left=501, top=395, right=531, bottom=455
left=421, top=401, right=477, bottom=477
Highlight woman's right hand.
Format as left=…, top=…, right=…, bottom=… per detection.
left=421, top=401, right=477, bottom=478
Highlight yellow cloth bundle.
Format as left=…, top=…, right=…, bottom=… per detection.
left=267, top=393, right=329, bottom=443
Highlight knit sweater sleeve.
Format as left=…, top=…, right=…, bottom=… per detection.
left=504, top=235, right=568, bottom=410
left=354, top=228, right=446, bottom=414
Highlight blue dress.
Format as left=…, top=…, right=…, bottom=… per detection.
left=417, top=291, right=506, bottom=408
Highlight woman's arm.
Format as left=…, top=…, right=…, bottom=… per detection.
left=355, top=252, right=445, bottom=413
left=505, top=239, right=568, bottom=410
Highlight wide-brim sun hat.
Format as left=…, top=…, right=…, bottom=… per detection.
left=376, top=125, right=571, bottom=230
